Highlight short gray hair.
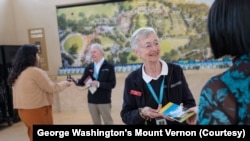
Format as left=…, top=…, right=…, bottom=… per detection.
left=89, top=43, right=104, bottom=55
left=130, top=27, right=157, bottom=50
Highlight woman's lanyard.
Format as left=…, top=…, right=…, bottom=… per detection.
left=146, top=76, right=165, bottom=106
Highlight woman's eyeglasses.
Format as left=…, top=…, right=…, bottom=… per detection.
left=141, top=42, right=160, bottom=49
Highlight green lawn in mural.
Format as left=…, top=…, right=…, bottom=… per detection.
left=56, top=0, right=214, bottom=67
left=64, top=34, right=83, bottom=52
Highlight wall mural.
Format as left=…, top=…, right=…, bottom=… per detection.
left=56, top=0, right=231, bottom=74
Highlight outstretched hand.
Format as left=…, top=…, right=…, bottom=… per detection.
left=70, top=76, right=78, bottom=84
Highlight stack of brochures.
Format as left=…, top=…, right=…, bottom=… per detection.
left=159, top=102, right=195, bottom=123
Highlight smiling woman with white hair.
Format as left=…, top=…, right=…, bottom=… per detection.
left=120, top=27, right=196, bottom=125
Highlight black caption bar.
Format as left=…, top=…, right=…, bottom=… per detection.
left=33, top=125, right=249, bottom=140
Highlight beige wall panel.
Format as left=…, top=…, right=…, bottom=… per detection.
left=0, top=0, right=17, bottom=44
left=11, top=0, right=94, bottom=75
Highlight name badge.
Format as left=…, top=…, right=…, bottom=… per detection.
left=156, top=118, right=167, bottom=125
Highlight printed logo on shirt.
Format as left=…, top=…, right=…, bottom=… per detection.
left=130, top=90, right=142, bottom=96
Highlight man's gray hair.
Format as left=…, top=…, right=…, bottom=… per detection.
left=130, top=27, right=157, bottom=50
left=89, top=43, right=105, bottom=55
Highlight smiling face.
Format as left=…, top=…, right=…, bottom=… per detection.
left=134, top=32, right=161, bottom=63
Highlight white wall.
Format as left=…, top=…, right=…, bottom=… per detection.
left=0, top=0, right=101, bottom=76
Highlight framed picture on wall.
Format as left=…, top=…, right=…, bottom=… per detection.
left=28, top=28, right=49, bottom=70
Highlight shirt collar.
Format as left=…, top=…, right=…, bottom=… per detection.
left=142, top=59, right=168, bottom=83
left=94, top=58, right=104, bottom=69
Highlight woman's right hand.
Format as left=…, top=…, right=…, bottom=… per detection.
left=140, top=106, right=162, bottom=119
left=70, top=77, right=78, bottom=84
left=65, top=80, right=72, bottom=87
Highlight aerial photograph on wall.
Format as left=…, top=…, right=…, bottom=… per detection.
left=57, top=0, right=224, bottom=71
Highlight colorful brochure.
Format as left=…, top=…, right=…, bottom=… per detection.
left=159, top=102, right=195, bottom=123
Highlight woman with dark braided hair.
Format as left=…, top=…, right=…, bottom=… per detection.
left=7, top=44, right=72, bottom=141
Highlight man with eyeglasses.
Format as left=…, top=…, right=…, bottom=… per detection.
left=120, top=27, right=196, bottom=125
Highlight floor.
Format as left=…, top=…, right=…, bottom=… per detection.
left=0, top=73, right=129, bottom=141
left=0, top=69, right=223, bottom=141
left=0, top=110, right=124, bottom=141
